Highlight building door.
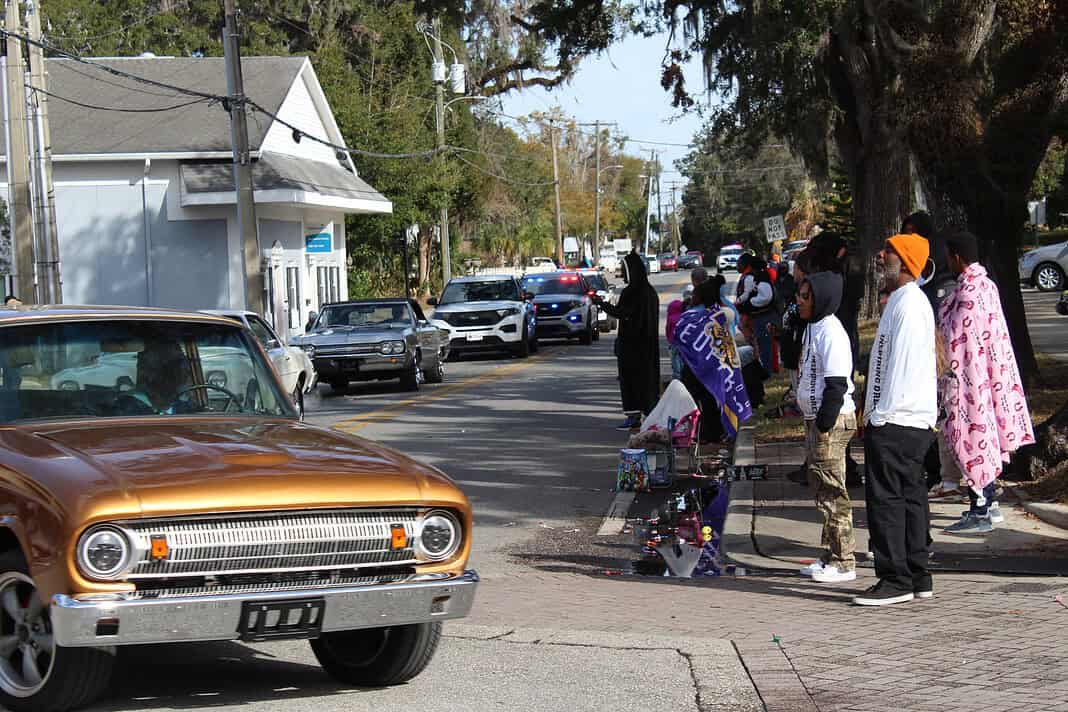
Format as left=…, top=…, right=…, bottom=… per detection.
left=317, top=266, right=329, bottom=307
left=285, top=266, right=301, bottom=333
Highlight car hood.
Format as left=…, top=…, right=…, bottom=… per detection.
left=432, top=300, right=520, bottom=315
left=1, top=418, right=464, bottom=525
left=294, top=327, right=404, bottom=345
left=1022, top=241, right=1068, bottom=261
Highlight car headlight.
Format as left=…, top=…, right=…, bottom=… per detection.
left=58, top=380, right=79, bottom=391
left=379, top=340, right=406, bottom=355
left=206, top=370, right=227, bottom=388
left=301, top=344, right=316, bottom=358
left=416, top=511, right=461, bottom=561
left=496, top=307, right=520, bottom=318
left=78, top=526, right=135, bottom=580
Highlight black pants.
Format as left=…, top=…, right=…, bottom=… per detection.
left=864, top=424, right=936, bottom=592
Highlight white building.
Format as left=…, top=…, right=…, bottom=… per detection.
left=1, top=55, right=392, bottom=338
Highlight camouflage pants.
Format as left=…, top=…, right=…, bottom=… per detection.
left=806, top=414, right=857, bottom=570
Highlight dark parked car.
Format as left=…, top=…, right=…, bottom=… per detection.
left=291, top=299, right=448, bottom=393
left=678, top=251, right=704, bottom=269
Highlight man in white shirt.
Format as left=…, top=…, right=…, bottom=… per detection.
left=854, top=234, right=938, bottom=606
left=794, top=272, right=857, bottom=583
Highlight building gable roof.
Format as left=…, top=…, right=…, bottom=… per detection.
left=43, top=56, right=307, bottom=155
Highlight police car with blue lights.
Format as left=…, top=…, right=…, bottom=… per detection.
left=520, top=272, right=600, bottom=345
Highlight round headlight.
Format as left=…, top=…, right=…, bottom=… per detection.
left=379, top=342, right=392, bottom=355
left=206, top=370, right=227, bottom=388
left=418, top=511, right=461, bottom=561
left=78, top=527, right=133, bottom=580
left=390, top=340, right=406, bottom=354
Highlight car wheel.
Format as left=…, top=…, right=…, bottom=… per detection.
left=1034, top=262, right=1066, bottom=292
left=291, top=382, right=305, bottom=420
left=329, top=379, right=348, bottom=395
left=530, top=332, right=539, bottom=353
left=425, top=357, right=446, bottom=384
left=0, top=552, right=115, bottom=712
left=399, top=359, right=421, bottom=391
left=579, top=322, right=593, bottom=345
left=513, top=327, right=531, bottom=359
left=311, top=622, right=441, bottom=687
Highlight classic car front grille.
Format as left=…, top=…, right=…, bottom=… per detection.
left=440, top=310, right=502, bottom=327
left=124, top=509, right=420, bottom=579
left=314, top=344, right=378, bottom=357
left=129, top=568, right=415, bottom=598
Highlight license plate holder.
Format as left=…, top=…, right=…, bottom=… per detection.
left=466, top=334, right=484, bottom=342
left=237, top=597, right=325, bottom=642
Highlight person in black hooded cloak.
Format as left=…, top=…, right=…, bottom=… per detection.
left=594, top=252, right=661, bottom=430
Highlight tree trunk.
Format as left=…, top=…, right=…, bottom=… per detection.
left=417, top=224, right=432, bottom=299
left=1012, top=400, right=1068, bottom=482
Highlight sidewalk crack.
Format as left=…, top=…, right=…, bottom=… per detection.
left=677, top=649, right=706, bottom=712
left=774, top=640, right=823, bottom=712
left=731, top=640, right=768, bottom=712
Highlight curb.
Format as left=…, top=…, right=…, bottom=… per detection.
left=721, top=423, right=796, bottom=573
left=1004, top=483, right=1068, bottom=531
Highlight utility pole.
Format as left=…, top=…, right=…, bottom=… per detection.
left=665, top=181, right=686, bottom=256
left=222, top=0, right=263, bottom=313
left=25, top=0, right=59, bottom=303
left=550, top=120, right=564, bottom=265
left=432, top=18, right=451, bottom=287
left=655, top=158, right=663, bottom=254
left=576, top=120, right=617, bottom=254
left=4, top=0, right=34, bottom=302
left=641, top=150, right=657, bottom=256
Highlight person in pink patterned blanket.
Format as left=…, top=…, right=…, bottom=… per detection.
left=939, top=231, right=1035, bottom=534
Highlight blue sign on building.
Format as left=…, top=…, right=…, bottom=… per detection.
left=305, top=232, right=332, bottom=253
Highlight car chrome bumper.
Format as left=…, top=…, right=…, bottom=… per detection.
left=52, top=570, right=479, bottom=647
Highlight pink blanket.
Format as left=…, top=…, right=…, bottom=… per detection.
left=938, top=263, right=1034, bottom=493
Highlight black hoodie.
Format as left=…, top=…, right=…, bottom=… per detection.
left=802, top=272, right=850, bottom=433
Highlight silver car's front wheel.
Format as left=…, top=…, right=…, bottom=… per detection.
left=1035, top=262, right=1066, bottom=292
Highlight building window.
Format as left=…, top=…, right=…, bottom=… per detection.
left=285, top=266, right=301, bottom=330
left=328, top=266, right=341, bottom=302
left=317, top=266, right=329, bottom=306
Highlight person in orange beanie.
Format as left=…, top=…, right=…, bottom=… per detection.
left=853, top=233, right=938, bottom=606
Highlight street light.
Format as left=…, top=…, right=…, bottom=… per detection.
left=594, top=164, right=624, bottom=251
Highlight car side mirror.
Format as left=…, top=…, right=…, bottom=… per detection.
left=266, top=338, right=281, bottom=350
left=418, top=319, right=429, bottom=327
left=427, top=297, right=438, bottom=306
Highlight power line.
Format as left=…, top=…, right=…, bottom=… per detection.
left=452, top=152, right=557, bottom=187
left=27, top=83, right=210, bottom=113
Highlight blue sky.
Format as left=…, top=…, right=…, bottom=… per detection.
left=498, top=32, right=709, bottom=188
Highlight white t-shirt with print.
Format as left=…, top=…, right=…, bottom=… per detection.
left=797, top=314, right=855, bottom=420
left=864, top=282, right=937, bottom=429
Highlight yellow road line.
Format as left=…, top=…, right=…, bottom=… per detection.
left=332, top=348, right=555, bottom=434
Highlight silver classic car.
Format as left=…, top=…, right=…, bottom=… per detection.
left=291, top=299, right=449, bottom=394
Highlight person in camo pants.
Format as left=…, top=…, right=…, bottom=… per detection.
left=795, top=272, right=858, bottom=583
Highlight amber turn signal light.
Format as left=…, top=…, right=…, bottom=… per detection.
left=390, top=524, right=407, bottom=550
left=150, top=534, right=169, bottom=561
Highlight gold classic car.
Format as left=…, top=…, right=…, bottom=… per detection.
left=0, top=306, right=477, bottom=712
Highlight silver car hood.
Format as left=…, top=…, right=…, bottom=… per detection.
left=293, top=326, right=408, bottom=345
left=433, top=300, right=520, bottom=315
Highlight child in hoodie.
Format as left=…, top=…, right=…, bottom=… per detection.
left=795, top=272, right=858, bottom=583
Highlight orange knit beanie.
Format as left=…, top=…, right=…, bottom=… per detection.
left=887, top=233, right=930, bottom=279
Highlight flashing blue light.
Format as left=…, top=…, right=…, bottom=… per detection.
left=551, top=303, right=559, bottom=309
left=568, top=314, right=581, bottom=322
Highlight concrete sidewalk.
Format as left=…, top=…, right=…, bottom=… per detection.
left=724, top=426, right=1068, bottom=576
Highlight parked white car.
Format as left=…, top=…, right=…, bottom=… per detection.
left=1019, top=240, right=1068, bottom=292
left=645, top=254, right=661, bottom=274
left=204, top=310, right=317, bottom=412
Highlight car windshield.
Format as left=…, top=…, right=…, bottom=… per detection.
left=319, top=303, right=410, bottom=328
left=583, top=274, right=608, bottom=291
left=523, top=275, right=585, bottom=296
left=720, top=247, right=742, bottom=255
left=659, top=254, right=675, bottom=260
left=784, top=241, right=808, bottom=252
left=0, top=320, right=294, bottom=424
left=440, top=280, right=520, bottom=305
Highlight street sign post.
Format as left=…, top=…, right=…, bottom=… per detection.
left=763, top=215, right=787, bottom=243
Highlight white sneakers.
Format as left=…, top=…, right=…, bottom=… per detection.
left=811, top=566, right=857, bottom=583
left=989, top=501, right=1005, bottom=524
left=799, top=560, right=827, bottom=577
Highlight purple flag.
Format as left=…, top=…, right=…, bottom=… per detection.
left=674, top=307, right=752, bottom=437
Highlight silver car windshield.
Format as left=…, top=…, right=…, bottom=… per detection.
left=522, top=275, right=585, bottom=296
left=319, top=304, right=411, bottom=328
left=0, top=320, right=295, bottom=423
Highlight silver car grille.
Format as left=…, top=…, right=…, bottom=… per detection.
left=314, top=344, right=378, bottom=356
left=124, top=509, right=420, bottom=579
left=128, top=573, right=412, bottom=599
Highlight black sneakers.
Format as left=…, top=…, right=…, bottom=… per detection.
left=852, top=581, right=915, bottom=606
